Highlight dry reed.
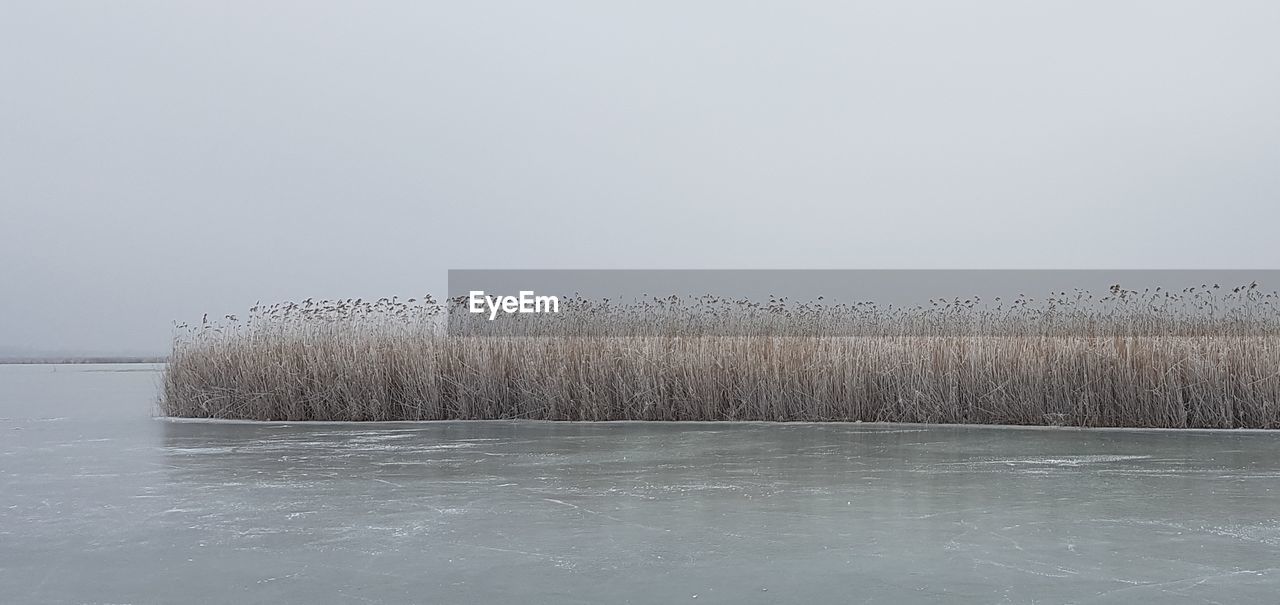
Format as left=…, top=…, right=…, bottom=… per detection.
left=162, top=286, right=1280, bottom=428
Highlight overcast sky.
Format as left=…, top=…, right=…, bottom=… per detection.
left=3, top=1, right=1279, bottom=354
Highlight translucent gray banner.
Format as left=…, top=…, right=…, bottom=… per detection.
left=446, top=270, right=1280, bottom=337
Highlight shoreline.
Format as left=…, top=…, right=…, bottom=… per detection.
left=155, top=416, right=1280, bottom=433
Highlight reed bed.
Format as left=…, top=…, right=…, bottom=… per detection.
left=162, top=286, right=1280, bottom=428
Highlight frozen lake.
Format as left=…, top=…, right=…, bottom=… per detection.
left=2, top=364, right=1278, bottom=603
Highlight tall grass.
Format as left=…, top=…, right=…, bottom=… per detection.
left=162, top=286, right=1280, bottom=428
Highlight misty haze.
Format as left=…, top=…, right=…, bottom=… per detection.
left=3, top=2, right=1279, bottom=604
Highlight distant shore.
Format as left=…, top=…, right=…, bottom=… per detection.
left=0, top=357, right=167, bottom=365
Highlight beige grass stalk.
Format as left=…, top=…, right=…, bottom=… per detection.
left=162, top=289, right=1280, bottom=428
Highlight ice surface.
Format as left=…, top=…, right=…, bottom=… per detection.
left=1, top=364, right=1278, bottom=603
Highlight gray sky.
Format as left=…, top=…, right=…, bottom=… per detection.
left=3, top=1, right=1279, bottom=355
